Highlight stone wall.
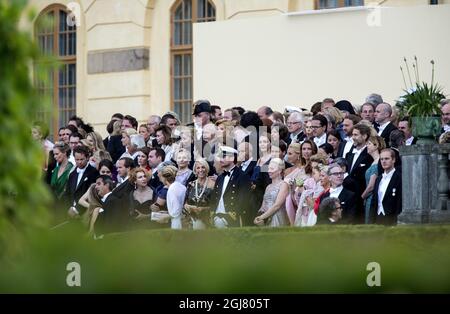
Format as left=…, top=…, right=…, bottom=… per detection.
left=399, top=144, right=450, bottom=224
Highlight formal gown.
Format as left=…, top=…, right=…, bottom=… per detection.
left=258, top=181, right=289, bottom=227
left=50, top=163, right=74, bottom=200
left=294, top=178, right=324, bottom=227
left=284, top=166, right=309, bottom=225
left=185, top=180, right=213, bottom=229
left=364, top=163, right=378, bottom=224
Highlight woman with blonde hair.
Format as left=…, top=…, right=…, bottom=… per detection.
left=160, top=165, right=187, bottom=229
left=254, top=158, right=289, bottom=227
left=184, top=159, right=215, bottom=229
left=120, top=128, right=145, bottom=161
left=50, top=141, right=74, bottom=201
left=215, top=119, right=236, bottom=147
left=174, top=149, right=193, bottom=185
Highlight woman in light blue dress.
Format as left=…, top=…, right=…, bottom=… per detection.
left=361, top=136, right=386, bottom=224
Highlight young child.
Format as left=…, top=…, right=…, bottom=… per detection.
left=294, top=166, right=324, bottom=227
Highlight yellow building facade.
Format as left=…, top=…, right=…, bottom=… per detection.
left=22, top=0, right=450, bottom=137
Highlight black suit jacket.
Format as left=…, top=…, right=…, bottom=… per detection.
left=210, top=166, right=254, bottom=227
left=240, top=160, right=257, bottom=178
left=318, top=187, right=357, bottom=224
left=65, top=164, right=99, bottom=213
left=107, top=135, right=125, bottom=163
left=286, top=131, right=306, bottom=145
left=376, top=122, right=398, bottom=148
left=345, top=147, right=373, bottom=222
left=370, top=169, right=402, bottom=223
left=94, top=193, right=124, bottom=234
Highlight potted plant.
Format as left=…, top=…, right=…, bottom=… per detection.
left=396, top=57, right=446, bottom=144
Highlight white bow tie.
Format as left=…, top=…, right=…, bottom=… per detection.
left=77, top=168, right=85, bottom=174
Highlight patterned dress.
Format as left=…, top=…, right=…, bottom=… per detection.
left=258, top=180, right=289, bottom=227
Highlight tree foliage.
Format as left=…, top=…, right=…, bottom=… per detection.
left=0, top=0, right=52, bottom=250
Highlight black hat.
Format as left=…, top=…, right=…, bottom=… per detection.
left=193, top=100, right=211, bottom=116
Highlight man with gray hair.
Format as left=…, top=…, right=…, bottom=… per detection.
left=147, top=115, right=161, bottom=147
left=374, top=102, right=397, bottom=148
left=286, top=111, right=306, bottom=145
left=365, top=93, right=383, bottom=107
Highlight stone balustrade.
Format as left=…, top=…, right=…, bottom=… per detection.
left=398, top=143, right=450, bottom=224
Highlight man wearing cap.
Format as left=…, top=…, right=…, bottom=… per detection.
left=211, top=146, right=254, bottom=228
left=192, top=99, right=212, bottom=141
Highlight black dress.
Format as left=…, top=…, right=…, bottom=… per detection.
left=185, top=180, right=213, bottom=228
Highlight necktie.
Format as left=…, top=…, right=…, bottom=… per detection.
left=223, top=171, right=231, bottom=177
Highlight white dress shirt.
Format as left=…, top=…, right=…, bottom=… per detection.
left=377, top=121, right=390, bottom=136
left=350, top=145, right=367, bottom=172
left=314, top=133, right=327, bottom=148
left=117, top=176, right=129, bottom=185
left=167, top=181, right=187, bottom=229
left=76, top=165, right=88, bottom=187
left=405, top=136, right=415, bottom=146
left=377, top=168, right=396, bottom=216
left=241, top=158, right=253, bottom=172
left=342, top=137, right=353, bottom=159
left=329, top=185, right=343, bottom=199
left=99, top=192, right=112, bottom=213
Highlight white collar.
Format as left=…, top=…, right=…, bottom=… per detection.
left=353, top=145, right=367, bottom=153
left=330, top=185, right=343, bottom=194
left=77, top=165, right=88, bottom=174
left=101, top=192, right=112, bottom=202
left=242, top=158, right=253, bottom=166
left=290, top=129, right=302, bottom=139
left=382, top=168, right=395, bottom=179
left=378, top=121, right=390, bottom=131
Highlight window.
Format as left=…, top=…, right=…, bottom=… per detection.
left=170, top=0, right=215, bottom=124
left=35, top=5, right=76, bottom=139
left=316, top=0, right=364, bottom=9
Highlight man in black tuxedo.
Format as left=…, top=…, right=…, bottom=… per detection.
left=103, top=113, right=124, bottom=151
left=112, top=157, right=135, bottom=200
left=345, top=123, right=373, bottom=223
left=317, top=163, right=357, bottom=224
left=211, top=146, right=254, bottom=228
left=237, top=142, right=257, bottom=178
left=398, top=117, right=417, bottom=146
left=374, top=102, right=397, bottom=147
left=370, top=149, right=402, bottom=225
left=65, top=145, right=99, bottom=217
left=147, top=147, right=165, bottom=193
left=286, top=112, right=306, bottom=145
left=92, top=175, right=123, bottom=235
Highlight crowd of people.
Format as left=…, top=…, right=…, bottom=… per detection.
left=31, top=95, right=450, bottom=236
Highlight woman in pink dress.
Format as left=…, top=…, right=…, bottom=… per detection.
left=284, top=140, right=317, bottom=225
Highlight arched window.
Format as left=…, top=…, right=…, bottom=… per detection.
left=35, top=5, right=76, bottom=138
left=170, top=0, right=215, bottom=123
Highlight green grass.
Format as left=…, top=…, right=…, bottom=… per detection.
left=1, top=224, right=450, bottom=293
